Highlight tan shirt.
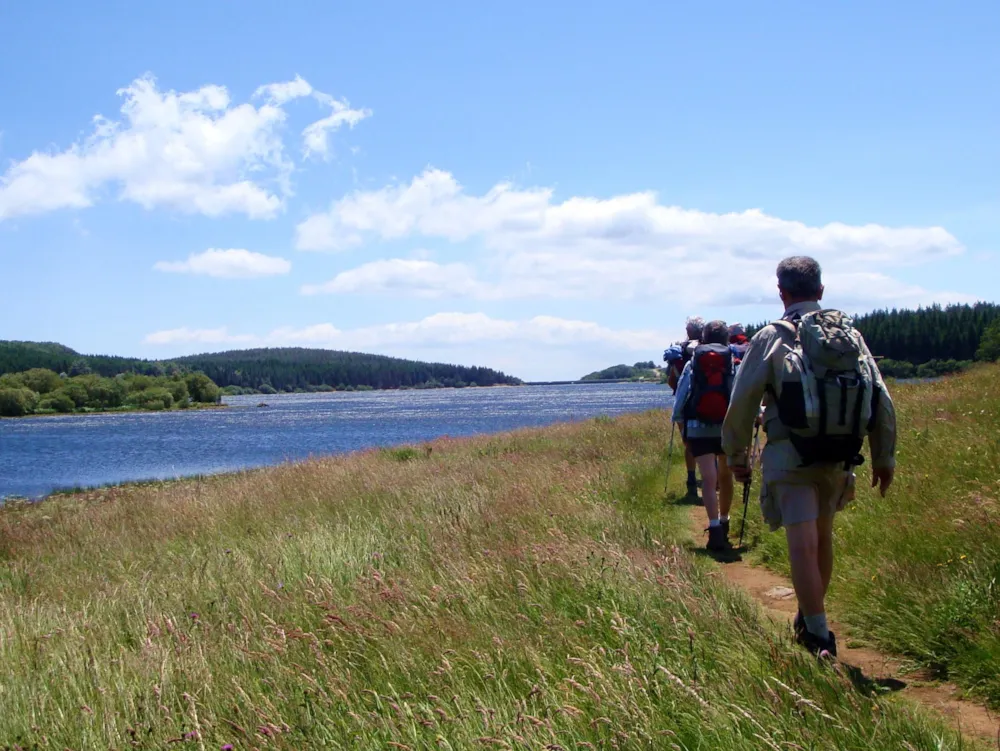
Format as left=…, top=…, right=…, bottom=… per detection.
left=721, top=301, right=897, bottom=472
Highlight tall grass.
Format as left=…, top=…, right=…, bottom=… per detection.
left=0, top=413, right=977, bottom=748
left=743, top=364, right=1000, bottom=707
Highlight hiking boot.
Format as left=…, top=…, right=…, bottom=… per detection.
left=706, top=524, right=731, bottom=552
left=721, top=518, right=730, bottom=539
left=793, top=610, right=806, bottom=640
left=796, top=627, right=837, bottom=660
left=686, top=478, right=698, bottom=497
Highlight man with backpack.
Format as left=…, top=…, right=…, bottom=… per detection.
left=723, top=256, right=897, bottom=660
left=672, top=320, right=736, bottom=551
left=665, top=316, right=706, bottom=496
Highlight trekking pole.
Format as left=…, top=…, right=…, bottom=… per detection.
left=738, top=422, right=762, bottom=548
left=663, top=420, right=677, bottom=494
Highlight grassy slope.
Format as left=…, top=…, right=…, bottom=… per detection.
left=744, top=364, right=1000, bottom=707
left=0, top=415, right=975, bottom=748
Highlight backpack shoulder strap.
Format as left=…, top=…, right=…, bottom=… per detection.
left=765, top=320, right=799, bottom=401
left=772, top=319, right=797, bottom=336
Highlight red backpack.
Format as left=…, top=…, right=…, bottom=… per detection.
left=684, top=344, right=734, bottom=424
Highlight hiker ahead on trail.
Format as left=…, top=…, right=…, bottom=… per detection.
left=664, top=316, right=706, bottom=496
left=673, top=320, right=737, bottom=552
left=663, top=316, right=704, bottom=393
left=728, top=323, right=750, bottom=364
left=723, top=256, right=897, bottom=661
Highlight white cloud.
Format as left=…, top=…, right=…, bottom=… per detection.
left=301, top=258, right=484, bottom=297
left=254, top=75, right=371, bottom=160
left=819, top=271, right=975, bottom=310
left=302, top=97, right=371, bottom=160
left=143, top=327, right=255, bottom=346
left=144, top=312, right=666, bottom=352
left=295, top=168, right=551, bottom=250
left=153, top=248, right=291, bottom=279
left=253, top=75, right=315, bottom=105
left=0, top=74, right=368, bottom=221
left=296, top=168, right=967, bottom=311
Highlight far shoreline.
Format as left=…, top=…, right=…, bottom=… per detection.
left=2, top=380, right=665, bottom=421
left=1, top=398, right=671, bottom=504
left=0, top=402, right=228, bottom=421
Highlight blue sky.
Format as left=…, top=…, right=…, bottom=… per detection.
left=1, top=1, right=997, bottom=381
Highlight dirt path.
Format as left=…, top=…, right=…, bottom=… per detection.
left=686, top=506, right=1000, bottom=747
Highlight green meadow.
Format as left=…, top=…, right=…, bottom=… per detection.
left=744, top=364, right=1000, bottom=708
left=0, top=369, right=996, bottom=748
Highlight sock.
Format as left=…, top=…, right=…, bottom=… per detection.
left=803, top=613, right=829, bottom=641
left=708, top=518, right=721, bottom=528
left=720, top=515, right=730, bottom=523
left=687, top=470, right=696, bottom=485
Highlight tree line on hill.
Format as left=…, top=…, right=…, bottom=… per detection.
left=747, top=302, right=1000, bottom=378
left=0, top=342, right=166, bottom=379
left=172, top=349, right=521, bottom=392
left=581, top=362, right=659, bottom=381
left=0, top=368, right=222, bottom=417
left=0, top=342, right=522, bottom=394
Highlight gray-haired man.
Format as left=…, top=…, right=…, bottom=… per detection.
left=722, top=256, right=897, bottom=659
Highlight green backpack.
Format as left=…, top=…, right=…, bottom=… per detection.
left=772, top=309, right=875, bottom=467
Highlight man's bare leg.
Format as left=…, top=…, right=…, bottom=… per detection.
left=717, top=455, right=734, bottom=519
left=786, top=519, right=825, bottom=618
left=684, top=444, right=698, bottom=493
left=816, top=512, right=835, bottom=597
left=696, top=455, right=720, bottom=522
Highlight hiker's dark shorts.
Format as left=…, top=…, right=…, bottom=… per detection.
left=688, top=437, right=723, bottom=458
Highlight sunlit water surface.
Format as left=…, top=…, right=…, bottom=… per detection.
left=0, top=384, right=673, bottom=499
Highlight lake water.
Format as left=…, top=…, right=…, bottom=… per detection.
left=0, top=384, right=673, bottom=500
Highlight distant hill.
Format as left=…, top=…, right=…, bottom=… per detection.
left=0, top=341, right=522, bottom=392
left=173, top=348, right=521, bottom=391
left=0, top=341, right=166, bottom=379
left=0, top=341, right=83, bottom=374
left=581, top=362, right=659, bottom=381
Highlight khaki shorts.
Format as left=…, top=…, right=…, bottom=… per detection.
left=760, top=470, right=855, bottom=531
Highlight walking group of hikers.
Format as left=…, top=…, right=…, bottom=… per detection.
left=663, top=256, right=897, bottom=660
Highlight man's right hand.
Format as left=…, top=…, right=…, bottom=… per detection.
left=872, top=467, right=894, bottom=497
left=731, top=464, right=752, bottom=483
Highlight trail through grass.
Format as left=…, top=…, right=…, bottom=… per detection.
left=0, top=408, right=983, bottom=748
left=741, top=364, right=1000, bottom=708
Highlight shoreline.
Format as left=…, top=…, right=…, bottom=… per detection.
left=0, top=384, right=675, bottom=502
left=0, top=401, right=228, bottom=421
left=1, top=407, right=662, bottom=505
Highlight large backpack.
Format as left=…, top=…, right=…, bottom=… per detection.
left=772, top=309, right=875, bottom=467
left=684, top=343, right=734, bottom=424
left=665, top=339, right=699, bottom=392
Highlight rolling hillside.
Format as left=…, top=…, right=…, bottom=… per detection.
left=0, top=341, right=522, bottom=392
